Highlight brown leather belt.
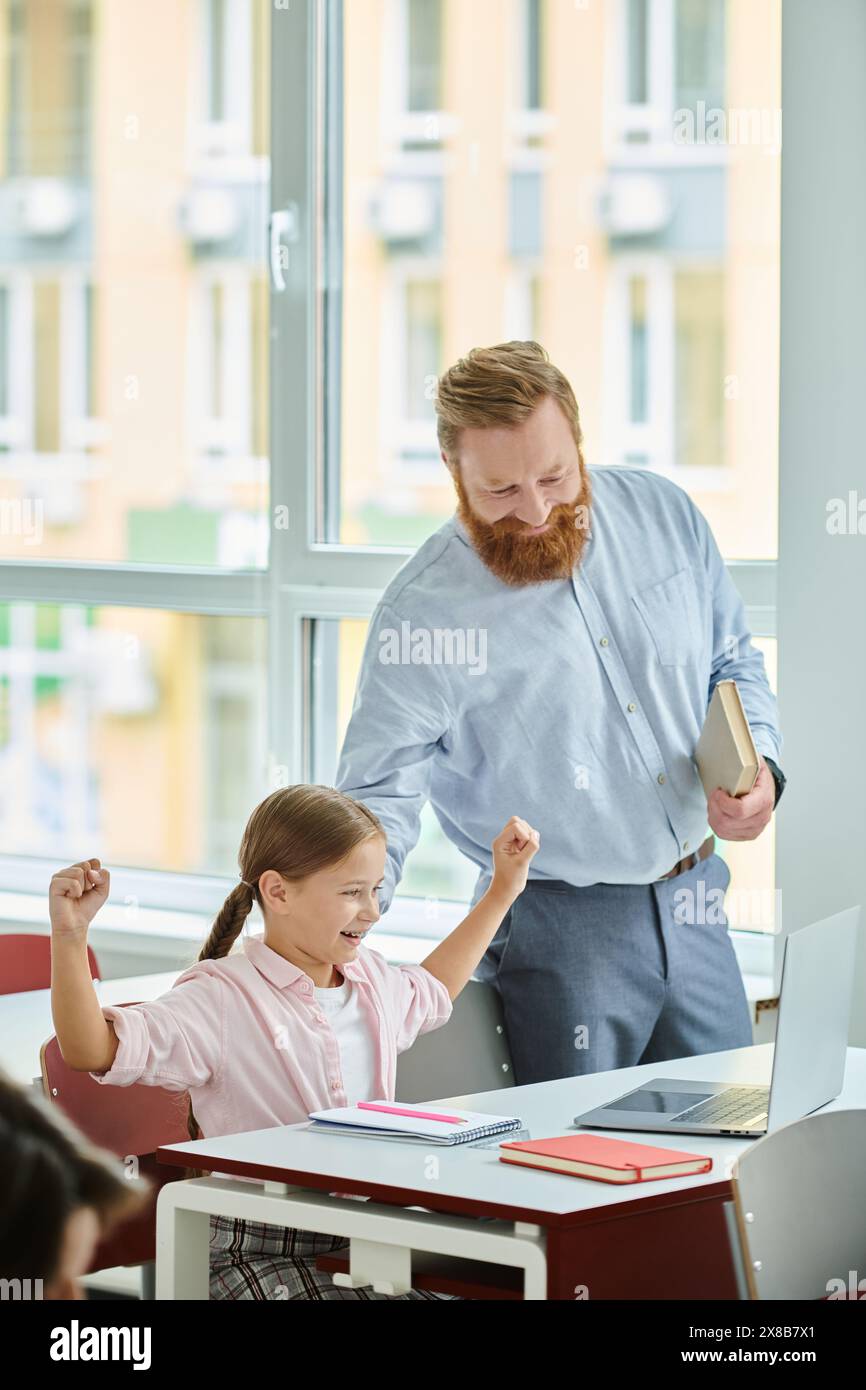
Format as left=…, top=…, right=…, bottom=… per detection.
left=656, top=833, right=716, bottom=881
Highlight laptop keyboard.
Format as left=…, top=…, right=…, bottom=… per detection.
left=669, top=1086, right=769, bottom=1129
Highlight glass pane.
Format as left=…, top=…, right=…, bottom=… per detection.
left=0, top=0, right=271, bottom=567
left=0, top=603, right=267, bottom=875
left=407, top=0, right=443, bottom=112
left=676, top=0, right=726, bottom=114
left=629, top=276, right=648, bottom=423
left=525, top=0, right=545, bottom=111
left=627, top=0, right=649, bottom=105
left=332, top=0, right=780, bottom=560
left=311, top=617, right=478, bottom=904
left=675, top=268, right=724, bottom=468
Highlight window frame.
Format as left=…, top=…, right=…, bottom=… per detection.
left=607, top=0, right=730, bottom=165
left=0, top=0, right=778, bottom=981
left=604, top=252, right=733, bottom=491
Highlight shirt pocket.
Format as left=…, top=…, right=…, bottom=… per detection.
left=632, top=567, right=700, bottom=667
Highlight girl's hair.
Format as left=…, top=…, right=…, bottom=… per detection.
left=0, top=1068, right=150, bottom=1286
left=184, top=785, right=385, bottom=1158
left=434, top=339, right=586, bottom=471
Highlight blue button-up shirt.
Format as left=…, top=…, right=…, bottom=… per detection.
left=335, top=465, right=782, bottom=908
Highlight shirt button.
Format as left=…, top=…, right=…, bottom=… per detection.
left=627, top=702, right=636, bottom=713
left=657, top=773, right=666, bottom=784
left=683, top=840, right=690, bottom=851
left=330, top=1080, right=341, bottom=1091
left=599, top=636, right=609, bottom=647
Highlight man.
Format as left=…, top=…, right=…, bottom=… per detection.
left=335, top=340, right=784, bottom=1085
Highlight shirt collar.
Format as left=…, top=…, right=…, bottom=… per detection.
left=242, top=932, right=365, bottom=987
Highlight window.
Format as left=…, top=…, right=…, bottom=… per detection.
left=338, top=0, right=779, bottom=557
left=614, top=262, right=726, bottom=476
left=0, top=0, right=270, bottom=569
left=512, top=0, right=554, bottom=149
left=382, top=0, right=451, bottom=152
left=629, top=275, right=649, bottom=427
left=5, top=0, right=27, bottom=175
left=188, top=268, right=270, bottom=563
left=311, top=617, right=479, bottom=913
left=615, top=0, right=727, bottom=150
left=407, top=0, right=443, bottom=114
left=4, top=0, right=92, bottom=177
left=675, top=0, right=725, bottom=116
left=1, top=2, right=782, bottom=962
left=675, top=268, right=725, bottom=471
left=68, top=0, right=93, bottom=177
left=523, top=0, right=545, bottom=112
left=1, top=0, right=272, bottom=912
left=199, top=0, right=256, bottom=160
left=317, top=0, right=780, bottom=950
left=504, top=266, right=543, bottom=342
left=626, top=0, right=649, bottom=109
left=0, top=602, right=267, bottom=876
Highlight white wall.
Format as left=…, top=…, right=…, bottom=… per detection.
left=776, top=0, right=866, bottom=1044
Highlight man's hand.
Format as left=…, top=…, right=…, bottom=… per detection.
left=707, top=756, right=775, bottom=842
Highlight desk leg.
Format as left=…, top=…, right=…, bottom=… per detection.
left=156, top=1184, right=211, bottom=1300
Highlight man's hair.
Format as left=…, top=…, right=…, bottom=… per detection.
left=435, top=341, right=586, bottom=471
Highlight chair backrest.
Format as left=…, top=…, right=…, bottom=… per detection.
left=730, top=1108, right=866, bottom=1299
left=395, top=978, right=514, bottom=1102
left=0, top=933, right=100, bottom=994
left=40, top=1007, right=191, bottom=1274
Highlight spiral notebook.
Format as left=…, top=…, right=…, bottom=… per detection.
left=308, top=1101, right=524, bottom=1145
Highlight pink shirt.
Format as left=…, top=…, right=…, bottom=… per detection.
left=89, top=933, right=453, bottom=1142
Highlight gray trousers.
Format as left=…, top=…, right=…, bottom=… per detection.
left=471, top=849, right=754, bottom=1086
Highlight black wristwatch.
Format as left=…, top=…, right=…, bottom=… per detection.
left=763, top=755, right=786, bottom=808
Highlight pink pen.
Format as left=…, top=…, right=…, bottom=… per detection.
left=357, top=1102, right=467, bottom=1124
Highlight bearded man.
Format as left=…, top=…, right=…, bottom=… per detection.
left=335, top=340, right=784, bottom=1084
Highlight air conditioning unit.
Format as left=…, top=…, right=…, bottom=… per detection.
left=597, top=174, right=671, bottom=237
left=83, top=629, right=158, bottom=716
left=369, top=179, right=437, bottom=242
left=178, top=187, right=240, bottom=244
left=15, top=179, right=79, bottom=237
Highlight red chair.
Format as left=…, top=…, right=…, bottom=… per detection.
left=0, top=933, right=100, bottom=994
left=40, top=1010, right=192, bottom=1298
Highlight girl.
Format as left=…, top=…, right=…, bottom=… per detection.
left=49, top=784, right=539, bottom=1301
left=0, top=1066, right=150, bottom=1299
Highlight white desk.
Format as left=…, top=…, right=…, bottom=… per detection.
left=0, top=971, right=180, bottom=1087
left=155, top=1043, right=866, bottom=1300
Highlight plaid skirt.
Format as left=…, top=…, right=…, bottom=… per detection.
left=208, top=1215, right=463, bottom=1300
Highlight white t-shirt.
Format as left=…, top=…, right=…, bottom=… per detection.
left=209, top=974, right=377, bottom=1187
left=313, top=973, right=378, bottom=1106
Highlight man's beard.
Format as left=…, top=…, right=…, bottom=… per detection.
left=452, top=465, right=593, bottom=586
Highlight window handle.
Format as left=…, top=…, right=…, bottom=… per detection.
left=269, top=203, right=299, bottom=292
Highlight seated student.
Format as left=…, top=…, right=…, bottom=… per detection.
left=0, top=1068, right=150, bottom=1299
left=50, top=784, right=539, bottom=1301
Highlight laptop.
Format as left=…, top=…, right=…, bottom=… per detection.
left=572, top=906, right=860, bottom=1138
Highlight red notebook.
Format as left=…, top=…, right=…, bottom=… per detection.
left=499, top=1133, right=713, bottom=1184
